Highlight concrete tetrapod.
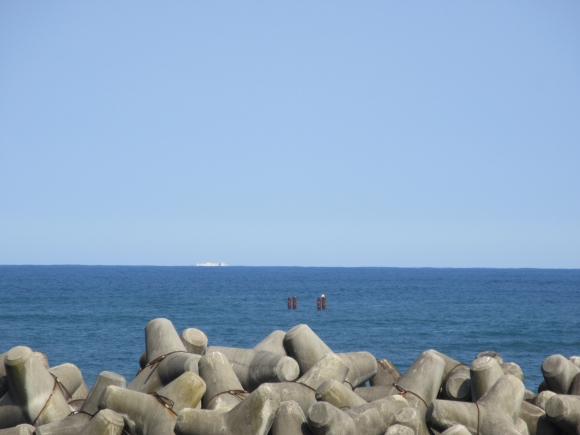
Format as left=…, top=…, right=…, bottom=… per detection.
left=35, top=371, right=126, bottom=435
left=128, top=318, right=190, bottom=393
left=180, top=328, right=208, bottom=355
left=100, top=371, right=205, bottom=435
left=284, top=325, right=333, bottom=375
left=270, top=400, right=313, bottom=435
left=440, top=367, right=472, bottom=402
left=174, top=384, right=281, bottom=435
left=518, top=401, right=560, bottom=435
left=315, top=380, right=367, bottom=410
left=441, top=425, right=472, bottom=435
left=48, top=363, right=89, bottom=403
left=395, top=350, right=446, bottom=412
left=0, top=389, right=26, bottom=429
left=470, top=356, right=505, bottom=403
left=394, top=406, right=431, bottom=435
left=263, top=353, right=350, bottom=414
left=207, top=346, right=299, bottom=392
left=253, top=331, right=288, bottom=355
left=502, top=362, right=525, bottom=384
left=4, top=346, right=70, bottom=427
left=476, top=352, right=503, bottom=365
left=129, top=351, right=200, bottom=394
left=338, top=352, right=378, bottom=389
left=79, top=409, right=124, bottom=435
left=545, top=394, right=580, bottom=435
left=306, top=394, right=408, bottom=435
left=0, top=425, right=35, bottom=435
left=542, top=355, right=580, bottom=395
left=370, top=359, right=402, bottom=387
left=569, top=374, right=580, bottom=396
left=531, top=391, right=557, bottom=411
left=354, top=385, right=394, bottom=402
left=427, top=374, right=525, bottom=435
left=198, top=352, right=246, bottom=412
left=385, top=424, right=415, bottom=435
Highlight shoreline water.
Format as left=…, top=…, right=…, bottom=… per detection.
left=1, top=266, right=579, bottom=389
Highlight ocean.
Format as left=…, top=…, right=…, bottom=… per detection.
left=0, top=266, right=578, bottom=391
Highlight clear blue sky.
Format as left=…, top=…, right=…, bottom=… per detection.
left=1, top=2, right=578, bottom=267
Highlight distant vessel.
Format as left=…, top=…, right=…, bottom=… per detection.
left=196, top=262, right=227, bottom=267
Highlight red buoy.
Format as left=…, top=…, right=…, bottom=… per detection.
left=293, top=296, right=297, bottom=309
left=317, top=298, right=321, bottom=310
left=322, top=296, right=327, bottom=310
left=288, top=297, right=292, bottom=309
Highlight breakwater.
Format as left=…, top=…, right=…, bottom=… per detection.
left=1, top=318, right=579, bottom=434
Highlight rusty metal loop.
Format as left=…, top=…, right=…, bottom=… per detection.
left=136, top=350, right=186, bottom=375
left=392, top=383, right=428, bottom=409
left=31, top=376, right=58, bottom=426
left=149, top=392, right=178, bottom=416
left=205, top=389, right=250, bottom=406
left=437, top=363, right=470, bottom=399
left=476, top=402, right=481, bottom=435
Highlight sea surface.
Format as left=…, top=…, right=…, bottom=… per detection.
left=0, top=266, right=578, bottom=391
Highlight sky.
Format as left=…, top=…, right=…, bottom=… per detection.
left=0, top=1, right=579, bottom=267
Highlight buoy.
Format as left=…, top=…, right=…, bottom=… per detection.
left=288, top=297, right=292, bottom=309
left=321, top=295, right=327, bottom=310
left=293, top=296, right=297, bottom=309
left=317, top=298, right=321, bottom=310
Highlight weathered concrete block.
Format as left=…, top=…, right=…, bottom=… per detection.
left=271, top=400, right=313, bottom=435
left=315, top=379, right=366, bottom=410
left=180, top=328, right=208, bottom=355
left=545, top=394, right=580, bottom=435
left=440, top=367, right=471, bottom=402
left=441, top=424, right=472, bottom=435
left=199, top=351, right=245, bottom=412
left=174, top=384, right=281, bottom=435
left=369, top=359, right=401, bottom=387
left=0, top=425, right=35, bottom=435
left=542, top=355, right=580, bottom=395
left=354, top=385, right=394, bottom=402
left=502, top=362, right=525, bottom=384
left=396, top=350, right=446, bottom=411
left=253, top=331, right=287, bottom=355
left=477, top=351, right=503, bottom=365
left=284, top=325, right=333, bottom=375
left=518, top=400, right=561, bottom=435
left=207, top=346, right=299, bottom=391
left=100, top=372, right=205, bottom=435
left=4, top=346, right=70, bottom=427
left=338, top=352, right=378, bottom=389
left=470, top=356, right=504, bottom=402
left=79, top=409, right=124, bottom=435
left=48, top=363, right=89, bottom=402
left=307, top=394, right=408, bottom=435
left=531, top=391, right=557, bottom=411
left=428, top=375, right=525, bottom=435
left=395, top=406, right=430, bottom=435
left=386, top=424, right=415, bottom=435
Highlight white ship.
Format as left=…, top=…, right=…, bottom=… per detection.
left=195, top=262, right=227, bottom=267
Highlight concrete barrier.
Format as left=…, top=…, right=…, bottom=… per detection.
left=174, top=384, right=281, bottom=435
left=369, top=359, right=401, bottom=387
left=545, top=394, right=580, bottom=435
left=270, top=400, right=313, bottom=435
left=79, top=409, right=124, bottom=435
left=100, top=371, right=205, bottom=435
left=307, top=394, right=408, bottom=435
left=315, top=379, right=366, bottom=410
left=199, top=351, right=246, bottom=412
left=180, top=328, right=208, bottom=355
left=4, top=346, right=70, bottom=427
left=207, top=346, right=299, bottom=391
left=541, top=355, right=580, bottom=394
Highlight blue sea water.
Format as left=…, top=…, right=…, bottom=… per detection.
left=0, top=266, right=578, bottom=391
